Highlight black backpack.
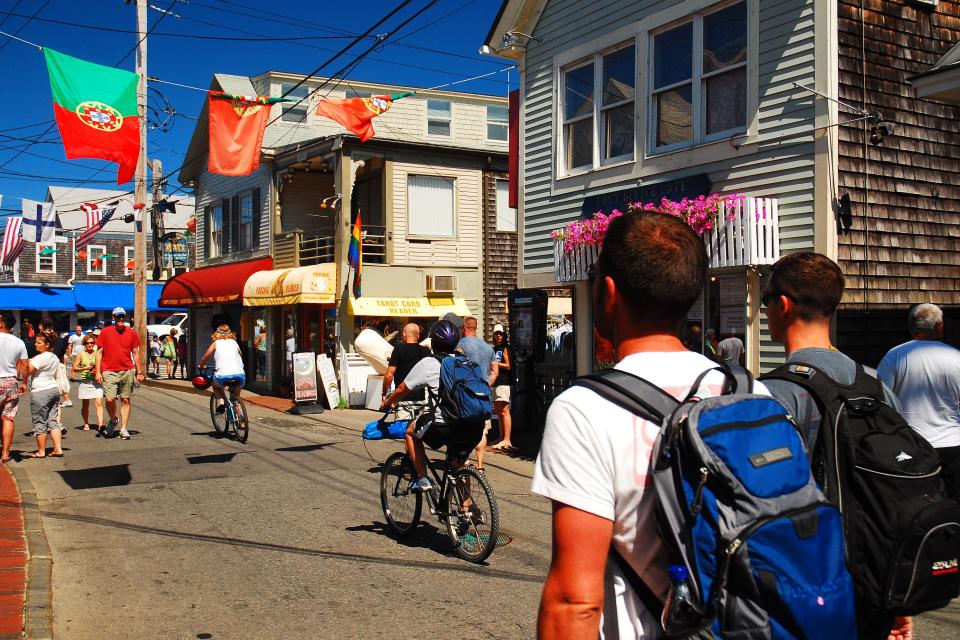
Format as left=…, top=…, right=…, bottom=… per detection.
left=761, top=362, right=960, bottom=616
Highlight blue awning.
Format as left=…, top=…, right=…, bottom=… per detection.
left=73, top=283, right=183, bottom=311
left=0, top=286, right=76, bottom=311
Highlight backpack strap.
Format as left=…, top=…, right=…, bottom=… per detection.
left=760, top=362, right=844, bottom=409
left=684, top=363, right=753, bottom=402
left=610, top=546, right=665, bottom=620
left=573, top=368, right=680, bottom=422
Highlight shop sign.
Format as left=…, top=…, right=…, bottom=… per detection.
left=317, top=354, right=340, bottom=409
left=159, top=232, right=188, bottom=268
left=292, top=352, right=319, bottom=403
left=579, top=174, right=712, bottom=218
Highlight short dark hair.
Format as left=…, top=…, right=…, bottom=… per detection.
left=0, top=312, right=14, bottom=330
left=598, top=212, right=707, bottom=325
left=766, top=252, right=844, bottom=321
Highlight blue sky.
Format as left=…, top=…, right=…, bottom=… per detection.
left=0, top=0, right=514, bottom=214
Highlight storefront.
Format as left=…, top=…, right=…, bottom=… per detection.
left=348, top=295, right=473, bottom=344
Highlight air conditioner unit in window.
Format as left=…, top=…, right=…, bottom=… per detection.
left=426, top=274, right=457, bottom=294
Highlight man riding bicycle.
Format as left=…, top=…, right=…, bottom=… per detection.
left=197, top=324, right=245, bottom=412
left=380, top=320, right=484, bottom=493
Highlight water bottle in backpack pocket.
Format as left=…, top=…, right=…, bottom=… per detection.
left=577, top=365, right=857, bottom=639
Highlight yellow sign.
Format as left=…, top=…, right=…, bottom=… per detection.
left=349, top=296, right=472, bottom=318
left=243, top=264, right=337, bottom=306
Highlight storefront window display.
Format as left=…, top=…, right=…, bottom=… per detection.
left=706, top=271, right=747, bottom=365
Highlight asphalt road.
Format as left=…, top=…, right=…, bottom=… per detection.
left=10, top=386, right=551, bottom=640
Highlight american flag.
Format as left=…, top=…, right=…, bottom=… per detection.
left=75, top=206, right=116, bottom=250
left=80, top=202, right=101, bottom=231
left=1, top=217, right=25, bottom=266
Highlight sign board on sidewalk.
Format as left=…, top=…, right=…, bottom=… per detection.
left=292, top=352, right=318, bottom=404
left=317, top=354, right=340, bottom=410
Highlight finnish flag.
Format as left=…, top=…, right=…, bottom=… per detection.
left=21, top=199, right=60, bottom=243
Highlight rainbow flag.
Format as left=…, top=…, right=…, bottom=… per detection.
left=348, top=212, right=362, bottom=297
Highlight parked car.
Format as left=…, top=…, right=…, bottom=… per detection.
left=147, top=313, right=189, bottom=338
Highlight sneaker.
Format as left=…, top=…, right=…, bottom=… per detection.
left=104, top=417, right=118, bottom=438
left=407, top=476, right=433, bottom=493
left=215, top=403, right=226, bottom=414
left=61, top=400, right=73, bottom=408
left=119, top=429, right=131, bottom=440
left=97, top=425, right=105, bottom=437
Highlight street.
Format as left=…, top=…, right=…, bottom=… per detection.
left=8, top=385, right=550, bottom=639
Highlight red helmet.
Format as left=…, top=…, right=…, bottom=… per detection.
left=192, top=374, right=212, bottom=391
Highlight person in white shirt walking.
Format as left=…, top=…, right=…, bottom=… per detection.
left=26, top=333, right=64, bottom=458
left=878, top=303, right=960, bottom=498
left=0, top=312, right=28, bottom=463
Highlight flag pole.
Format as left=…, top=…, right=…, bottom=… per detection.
left=134, top=0, right=148, bottom=376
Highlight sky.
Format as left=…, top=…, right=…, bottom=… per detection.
left=0, top=0, right=514, bottom=215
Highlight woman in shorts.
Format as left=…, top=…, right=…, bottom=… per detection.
left=27, top=333, right=64, bottom=457
left=198, top=325, right=246, bottom=413
left=72, top=336, right=103, bottom=431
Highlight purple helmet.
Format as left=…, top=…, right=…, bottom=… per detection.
left=429, top=320, right=460, bottom=355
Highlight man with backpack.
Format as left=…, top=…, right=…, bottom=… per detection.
left=759, top=252, right=957, bottom=640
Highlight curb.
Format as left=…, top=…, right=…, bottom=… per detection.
left=9, top=468, right=52, bottom=640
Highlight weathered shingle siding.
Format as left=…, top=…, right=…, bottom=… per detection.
left=836, top=0, right=960, bottom=308
left=482, top=171, right=518, bottom=339
left=520, top=0, right=819, bottom=275
left=195, top=165, right=272, bottom=265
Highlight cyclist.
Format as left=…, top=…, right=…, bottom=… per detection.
left=197, top=324, right=245, bottom=413
left=380, top=320, right=484, bottom=493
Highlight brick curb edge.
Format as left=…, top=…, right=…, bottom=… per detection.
left=9, top=468, right=52, bottom=640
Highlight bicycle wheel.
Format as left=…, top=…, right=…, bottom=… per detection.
left=380, top=452, right=422, bottom=536
left=209, top=392, right=227, bottom=435
left=233, top=398, right=249, bottom=443
left=444, top=466, right=500, bottom=563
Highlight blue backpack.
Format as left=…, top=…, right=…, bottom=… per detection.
left=574, top=365, right=856, bottom=639
left=436, top=354, right=492, bottom=426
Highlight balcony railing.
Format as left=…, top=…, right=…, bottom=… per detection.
left=273, top=225, right=388, bottom=269
left=553, top=196, right=780, bottom=282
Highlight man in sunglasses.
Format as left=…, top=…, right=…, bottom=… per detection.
left=94, top=307, right=144, bottom=440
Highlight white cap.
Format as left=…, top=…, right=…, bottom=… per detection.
left=493, top=323, right=505, bottom=334
left=112, top=307, right=127, bottom=317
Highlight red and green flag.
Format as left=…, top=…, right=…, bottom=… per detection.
left=315, top=92, right=413, bottom=142
left=43, top=48, right=140, bottom=184
left=348, top=212, right=362, bottom=297
left=208, top=93, right=286, bottom=176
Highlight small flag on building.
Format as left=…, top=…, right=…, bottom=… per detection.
left=80, top=202, right=101, bottom=231
left=314, top=93, right=412, bottom=143
left=43, top=49, right=140, bottom=184
left=21, top=199, right=57, bottom=243
left=75, top=205, right=116, bottom=250
left=1, top=217, right=25, bottom=266
left=348, top=211, right=362, bottom=297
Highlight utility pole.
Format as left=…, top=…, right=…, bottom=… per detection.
left=133, top=0, right=148, bottom=373
left=151, top=159, right=164, bottom=281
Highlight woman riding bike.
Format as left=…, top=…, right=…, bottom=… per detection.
left=198, top=324, right=245, bottom=413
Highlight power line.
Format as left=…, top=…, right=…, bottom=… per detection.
left=114, top=0, right=179, bottom=67
left=0, top=0, right=50, bottom=53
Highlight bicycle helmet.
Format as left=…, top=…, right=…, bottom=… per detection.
left=429, top=319, right=460, bottom=355
left=192, top=373, right=212, bottom=391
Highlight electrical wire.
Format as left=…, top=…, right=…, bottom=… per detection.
left=114, top=0, right=179, bottom=67
left=0, top=0, right=50, bottom=53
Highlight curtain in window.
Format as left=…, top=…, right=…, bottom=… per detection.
left=495, top=180, right=516, bottom=232
left=408, top=175, right=455, bottom=237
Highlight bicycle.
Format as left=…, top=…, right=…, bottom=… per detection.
left=208, top=378, right=249, bottom=444
left=378, top=404, right=500, bottom=563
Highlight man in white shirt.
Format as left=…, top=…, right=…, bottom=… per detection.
left=878, top=303, right=960, bottom=497
left=532, top=213, right=767, bottom=639
left=0, top=312, right=29, bottom=464
left=65, top=325, right=84, bottom=362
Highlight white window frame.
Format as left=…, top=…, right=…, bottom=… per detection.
left=649, top=0, right=749, bottom=154
left=124, top=246, right=134, bottom=276
left=208, top=204, right=222, bottom=260
left=560, top=58, right=596, bottom=174
left=426, top=99, right=452, bottom=138
left=486, top=104, right=509, bottom=142
left=494, top=179, right=517, bottom=233
left=35, top=243, right=56, bottom=273
left=87, top=245, right=107, bottom=276
left=280, top=82, right=309, bottom=123
left=238, top=191, right=254, bottom=251
left=407, top=174, right=456, bottom=239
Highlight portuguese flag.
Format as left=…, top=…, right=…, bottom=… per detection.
left=43, top=49, right=140, bottom=184
left=315, top=92, right=414, bottom=142
left=208, top=93, right=277, bottom=177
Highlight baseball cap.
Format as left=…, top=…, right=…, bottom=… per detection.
left=493, top=323, right=505, bottom=334
left=112, top=306, right=127, bottom=317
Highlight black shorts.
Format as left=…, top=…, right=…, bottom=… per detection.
left=413, top=414, right=484, bottom=461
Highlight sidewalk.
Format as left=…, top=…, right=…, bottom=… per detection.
left=0, top=465, right=25, bottom=639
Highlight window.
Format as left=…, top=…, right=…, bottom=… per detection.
left=87, top=245, right=106, bottom=276
left=561, top=42, right=636, bottom=173
left=36, top=244, right=56, bottom=273
left=427, top=99, right=452, bottom=137
left=407, top=175, right=455, bottom=237
left=239, top=191, right=253, bottom=251
left=487, top=105, right=508, bottom=142
left=124, top=246, right=134, bottom=276
left=651, top=1, right=747, bottom=151
left=281, top=83, right=309, bottom=122
left=346, top=88, right=371, bottom=99
left=208, top=204, right=222, bottom=259
left=495, top=179, right=517, bottom=232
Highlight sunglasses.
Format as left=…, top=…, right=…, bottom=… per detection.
left=113, top=315, right=127, bottom=320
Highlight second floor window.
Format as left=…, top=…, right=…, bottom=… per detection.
left=495, top=179, right=517, bottom=232
left=36, top=244, right=56, bottom=273
left=487, top=105, right=508, bottom=142
left=408, top=175, right=455, bottom=238
left=281, top=83, right=309, bottom=122
left=239, top=192, right=253, bottom=251
left=124, top=246, right=134, bottom=276
left=427, top=99, right=452, bottom=137
left=88, top=245, right=106, bottom=276
left=208, top=204, right=222, bottom=259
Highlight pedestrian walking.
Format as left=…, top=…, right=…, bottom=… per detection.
left=65, top=325, right=84, bottom=362
left=72, top=335, right=103, bottom=432
left=26, top=333, right=64, bottom=458
left=149, top=334, right=161, bottom=377
left=488, top=324, right=513, bottom=451
left=715, top=333, right=744, bottom=366
left=253, top=320, right=266, bottom=379
left=458, top=317, right=498, bottom=470
left=878, top=303, right=960, bottom=497
left=0, top=312, right=28, bottom=464
left=95, top=307, right=144, bottom=440
left=533, top=213, right=766, bottom=638
left=162, top=331, right=178, bottom=379
left=177, top=333, right=188, bottom=379
left=381, top=323, right=429, bottom=401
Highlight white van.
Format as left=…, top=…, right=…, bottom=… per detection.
left=148, top=312, right=188, bottom=338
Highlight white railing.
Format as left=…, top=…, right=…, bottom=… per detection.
left=552, top=196, right=780, bottom=282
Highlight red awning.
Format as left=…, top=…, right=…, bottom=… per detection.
left=158, top=257, right=273, bottom=307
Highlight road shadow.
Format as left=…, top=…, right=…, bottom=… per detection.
left=274, top=442, right=339, bottom=453
left=189, top=431, right=224, bottom=439
left=344, top=521, right=459, bottom=557
left=57, top=464, right=132, bottom=490
left=185, top=453, right=239, bottom=465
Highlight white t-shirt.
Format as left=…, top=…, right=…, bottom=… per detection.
left=29, top=352, right=60, bottom=392
left=67, top=333, right=84, bottom=356
left=0, top=333, right=28, bottom=378
left=878, top=340, right=960, bottom=448
left=402, top=356, right=444, bottom=424
left=213, top=339, right=245, bottom=376
left=531, top=351, right=769, bottom=640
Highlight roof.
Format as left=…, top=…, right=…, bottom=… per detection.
left=482, top=0, right=547, bottom=60
left=45, top=186, right=195, bottom=235
left=911, top=41, right=960, bottom=101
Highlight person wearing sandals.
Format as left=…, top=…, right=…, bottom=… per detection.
left=0, top=312, right=28, bottom=464
left=162, top=332, right=178, bottom=379
left=72, top=335, right=103, bottom=432
left=27, top=333, right=64, bottom=458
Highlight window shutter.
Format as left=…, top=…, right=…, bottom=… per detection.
left=252, top=187, right=261, bottom=250
left=203, top=206, right=210, bottom=260
left=231, top=195, right=241, bottom=250
left=221, top=197, right=231, bottom=256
